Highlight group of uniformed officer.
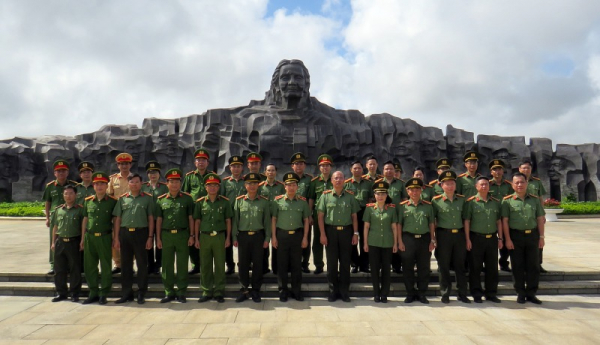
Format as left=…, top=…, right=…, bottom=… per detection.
left=44, top=148, right=547, bottom=305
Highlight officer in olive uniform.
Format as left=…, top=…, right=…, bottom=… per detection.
left=233, top=173, right=271, bottom=303
left=108, top=152, right=134, bottom=274
left=272, top=172, right=311, bottom=302
left=502, top=172, right=546, bottom=304
left=113, top=173, right=155, bottom=304
left=464, top=176, right=502, bottom=303
left=76, top=161, right=95, bottom=205
left=182, top=148, right=213, bottom=275
left=363, top=181, right=397, bottom=303
left=259, top=163, right=285, bottom=274
left=193, top=173, right=233, bottom=303
left=456, top=151, right=482, bottom=198
left=155, top=168, right=194, bottom=303
left=488, top=159, right=514, bottom=272
left=308, top=154, right=334, bottom=274
left=142, top=160, right=169, bottom=275
left=345, top=161, right=374, bottom=273
left=246, top=152, right=268, bottom=181
left=398, top=178, right=435, bottom=304
left=221, top=155, right=246, bottom=275
left=317, top=171, right=360, bottom=302
left=50, top=185, right=84, bottom=302
left=81, top=172, right=117, bottom=305
left=290, top=152, right=314, bottom=273
left=43, top=160, right=78, bottom=275
left=432, top=170, right=470, bottom=304
left=413, top=167, right=434, bottom=201
left=363, top=155, right=383, bottom=182
left=429, top=158, right=451, bottom=196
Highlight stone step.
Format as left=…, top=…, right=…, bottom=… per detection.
left=1, top=280, right=598, bottom=298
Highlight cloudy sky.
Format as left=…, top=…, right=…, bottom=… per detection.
left=1, top=0, right=599, bottom=145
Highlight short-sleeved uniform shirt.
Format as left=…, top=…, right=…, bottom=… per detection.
left=429, top=180, right=444, bottom=196
left=193, top=196, right=232, bottom=233
left=456, top=173, right=481, bottom=198
left=43, top=179, right=76, bottom=209
left=420, top=185, right=435, bottom=202
left=113, top=192, right=155, bottom=228
left=52, top=204, right=84, bottom=237
left=182, top=170, right=211, bottom=201
left=83, top=194, right=117, bottom=233
left=76, top=183, right=94, bottom=206
left=432, top=193, right=466, bottom=229
left=463, top=194, right=501, bottom=234
left=376, top=178, right=407, bottom=205
left=296, top=174, right=313, bottom=199
left=141, top=182, right=169, bottom=202
left=501, top=193, right=545, bottom=230
left=316, top=189, right=360, bottom=226
left=308, top=174, right=333, bottom=208
left=259, top=180, right=285, bottom=201
left=489, top=178, right=514, bottom=200
left=363, top=203, right=397, bottom=247
left=272, top=194, right=310, bottom=231
left=526, top=177, right=546, bottom=198
left=398, top=199, right=434, bottom=234
left=220, top=176, right=246, bottom=202
left=155, top=192, right=195, bottom=230
left=344, top=177, right=373, bottom=208
left=232, top=194, right=272, bottom=241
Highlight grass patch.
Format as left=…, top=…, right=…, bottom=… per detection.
left=0, top=202, right=45, bottom=217
left=560, top=202, right=600, bottom=215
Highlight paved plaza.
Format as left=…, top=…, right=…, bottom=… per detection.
left=0, top=218, right=599, bottom=344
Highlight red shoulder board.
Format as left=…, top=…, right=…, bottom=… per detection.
left=223, top=176, right=232, bottom=181
left=258, top=181, right=266, bottom=186
left=297, top=195, right=307, bottom=201
left=345, top=189, right=355, bottom=195
left=422, top=200, right=432, bottom=204
left=400, top=200, right=409, bottom=205
left=236, top=195, right=245, bottom=200
left=344, top=178, right=353, bottom=183
left=84, top=195, right=95, bottom=201
left=387, top=203, right=396, bottom=208
left=458, top=172, right=467, bottom=177
left=120, top=192, right=128, bottom=198
left=503, top=195, right=513, bottom=200
left=374, top=178, right=384, bottom=183
left=275, top=195, right=285, bottom=200
left=158, top=193, right=168, bottom=199
left=361, top=174, right=369, bottom=179
left=467, top=196, right=476, bottom=201
left=432, top=195, right=443, bottom=200
left=366, top=203, right=376, bottom=207
left=323, top=190, right=333, bottom=194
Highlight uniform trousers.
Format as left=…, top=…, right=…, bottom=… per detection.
left=312, top=213, right=325, bottom=270
left=509, top=228, right=540, bottom=297
left=351, top=208, right=369, bottom=270
left=54, top=236, right=82, bottom=297
left=368, top=245, right=392, bottom=297
left=147, top=236, right=162, bottom=272
left=238, top=231, right=265, bottom=292
left=199, top=231, right=226, bottom=297
left=161, top=229, right=190, bottom=297
left=83, top=232, right=112, bottom=297
left=189, top=245, right=200, bottom=270
left=119, top=227, right=149, bottom=297
left=48, top=224, right=54, bottom=269
left=400, top=232, right=431, bottom=297
left=436, top=228, right=468, bottom=297
left=277, top=229, right=303, bottom=296
left=325, top=225, right=353, bottom=296
left=226, top=245, right=234, bottom=270
left=468, top=232, right=499, bottom=298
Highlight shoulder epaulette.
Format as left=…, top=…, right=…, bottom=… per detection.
left=181, top=192, right=192, bottom=197
left=429, top=179, right=438, bottom=186
left=311, top=176, right=320, bottom=182
left=185, top=171, right=195, bottom=176
left=56, top=204, right=65, bottom=209
left=159, top=181, right=167, bottom=185
left=219, top=196, right=229, bottom=201
left=387, top=203, right=396, bottom=208
left=398, top=178, right=406, bottom=183
left=236, top=195, right=245, bottom=200
left=196, top=196, right=206, bottom=202
left=260, top=173, right=267, bottom=178
left=344, top=178, right=353, bottom=183
left=503, top=195, right=513, bottom=200
left=467, top=196, right=476, bottom=201
left=142, top=192, right=152, bottom=197
left=528, top=193, right=538, bottom=198
left=423, top=184, right=432, bottom=189
left=296, top=195, right=307, bottom=201
left=490, top=196, right=499, bottom=202
left=531, top=176, right=541, bottom=181
left=258, top=181, right=266, bottom=186
left=143, top=181, right=150, bottom=185
left=345, top=189, right=355, bottom=195
left=361, top=174, right=369, bottom=179
left=46, top=180, right=56, bottom=186
left=276, top=180, right=284, bottom=185
left=400, top=200, right=409, bottom=205
left=305, top=173, right=314, bottom=178
left=108, top=195, right=118, bottom=200
left=84, top=195, right=95, bottom=201
left=504, top=179, right=512, bottom=185
left=323, top=190, right=333, bottom=194
left=158, top=193, right=168, bottom=199
left=458, top=172, right=467, bottom=177
left=422, top=200, right=432, bottom=204
left=120, top=192, right=128, bottom=198
left=223, top=176, right=233, bottom=181
left=456, top=194, right=465, bottom=198
left=109, top=173, right=118, bottom=177
left=260, top=195, right=269, bottom=200
left=275, top=195, right=285, bottom=200
left=432, top=195, right=443, bottom=200
left=374, top=178, right=384, bottom=183
left=366, top=203, right=376, bottom=207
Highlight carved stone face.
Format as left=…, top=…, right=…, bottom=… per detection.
left=278, top=64, right=306, bottom=99
left=548, top=158, right=565, bottom=181
left=392, top=133, right=415, bottom=157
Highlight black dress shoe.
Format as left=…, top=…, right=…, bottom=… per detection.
left=313, top=267, right=324, bottom=274
left=198, top=296, right=212, bottom=303
left=99, top=296, right=108, bottom=305
left=225, top=266, right=235, bottom=275
left=404, top=295, right=415, bottom=303
left=47, top=270, right=55, bottom=275
left=188, top=267, right=200, bottom=275
left=236, top=292, right=249, bottom=303
left=441, top=295, right=450, bottom=304
left=177, top=296, right=187, bottom=303
left=302, top=266, right=310, bottom=274
left=457, top=295, right=471, bottom=304
left=52, top=294, right=67, bottom=302
left=500, top=266, right=512, bottom=272
left=279, top=293, right=288, bottom=302
left=539, top=266, right=548, bottom=274
left=486, top=296, right=501, bottom=303
left=111, top=267, right=121, bottom=274
left=215, top=296, right=225, bottom=303
left=115, top=295, right=134, bottom=304
left=473, top=296, right=483, bottom=303
left=160, top=295, right=176, bottom=303
left=137, top=294, right=145, bottom=304
left=295, top=293, right=304, bottom=302
left=263, top=268, right=271, bottom=275
left=327, top=293, right=337, bottom=302
left=419, top=296, right=429, bottom=304
left=527, top=296, right=542, bottom=304
left=517, top=295, right=526, bottom=304
left=341, top=295, right=351, bottom=303
left=351, top=266, right=359, bottom=274
left=251, top=291, right=262, bottom=303
left=71, top=295, right=80, bottom=302
left=381, top=296, right=388, bottom=303
left=82, top=296, right=99, bottom=304
left=374, top=295, right=381, bottom=303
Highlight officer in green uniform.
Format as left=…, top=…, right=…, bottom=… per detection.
left=291, top=152, right=314, bottom=273
left=76, top=161, right=95, bottom=205
left=142, top=160, right=169, bottom=275
left=489, top=159, right=514, bottom=272
left=413, top=167, right=434, bottom=201
left=272, top=172, right=310, bottom=301
left=246, top=152, right=268, bottom=181
left=518, top=159, right=548, bottom=273
left=259, top=163, right=285, bottom=274
left=113, top=173, right=155, bottom=304
left=193, top=173, right=232, bottom=303
left=345, top=161, right=374, bottom=273
left=221, top=155, right=246, bottom=275
left=155, top=168, right=194, bottom=303
left=308, top=154, right=333, bottom=274
left=233, top=173, right=271, bottom=303
left=394, top=161, right=403, bottom=180
left=456, top=151, right=482, bottom=198
left=81, top=172, right=117, bottom=305
left=317, top=171, right=360, bottom=302
left=363, top=155, right=383, bottom=182
left=50, top=185, right=84, bottom=302
left=363, top=181, right=397, bottom=303
left=43, top=160, right=78, bottom=275
left=429, top=158, right=451, bottom=195
left=432, top=170, right=470, bottom=304
left=398, top=178, right=435, bottom=304
left=464, top=176, right=502, bottom=303
left=182, top=148, right=212, bottom=275
left=502, top=172, right=546, bottom=304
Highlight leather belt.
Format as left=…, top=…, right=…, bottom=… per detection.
left=328, top=225, right=350, bottom=231
left=404, top=233, right=428, bottom=238
left=510, top=228, right=536, bottom=234
left=438, top=227, right=463, bottom=233
left=59, top=236, right=81, bottom=242
left=168, top=229, right=188, bottom=234
left=200, top=230, right=225, bottom=237
left=241, top=230, right=263, bottom=236
left=90, top=231, right=111, bottom=237
left=471, top=232, right=496, bottom=239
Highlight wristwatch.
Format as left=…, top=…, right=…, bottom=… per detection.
left=353, top=232, right=359, bottom=236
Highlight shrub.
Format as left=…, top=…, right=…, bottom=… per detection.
left=561, top=202, right=600, bottom=215
left=0, top=202, right=45, bottom=217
